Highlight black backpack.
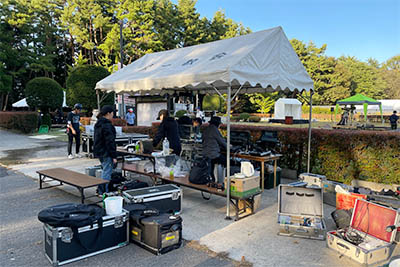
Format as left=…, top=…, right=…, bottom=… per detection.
left=189, top=159, right=211, bottom=185
left=38, top=203, right=105, bottom=228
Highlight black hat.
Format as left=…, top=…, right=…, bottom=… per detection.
left=157, top=109, right=168, bottom=120
left=100, top=105, right=114, bottom=115
left=74, top=103, right=82, bottom=110
left=209, top=116, right=221, bottom=126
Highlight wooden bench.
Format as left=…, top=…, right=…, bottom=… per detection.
left=37, top=168, right=108, bottom=204
left=122, top=163, right=261, bottom=220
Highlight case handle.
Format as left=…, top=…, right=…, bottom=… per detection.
left=337, top=242, right=350, bottom=250
left=296, top=228, right=308, bottom=233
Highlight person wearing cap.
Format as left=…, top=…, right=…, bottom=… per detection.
left=202, top=116, right=227, bottom=181
left=125, top=108, right=135, bottom=126
left=93, top=105, right=117, bottom=194
left=67, top=103, right=82, bottom=159
left=153, top=109, right=182, bottom=155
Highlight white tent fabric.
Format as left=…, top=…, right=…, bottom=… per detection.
left=12, top=91, right=67, bottom=108
left=274, top=98, right=302, bottom=120
left=96, top=26, right=313, bottom=94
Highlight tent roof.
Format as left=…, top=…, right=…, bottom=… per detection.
left=276, top=98, right=302, bottom=105
left=337, top=94, right=381, bottom=106
left=96, top=26, right=313, bottom=95
left=12, top=91, right=67, bottom=108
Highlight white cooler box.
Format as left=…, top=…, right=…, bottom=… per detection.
left=327, top=199, right=399, bottom=266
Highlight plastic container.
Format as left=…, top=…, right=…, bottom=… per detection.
left=104, top=196, right=123, bottom=215
left=163, top=138, right=170, bottom=156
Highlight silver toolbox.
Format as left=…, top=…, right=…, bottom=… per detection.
left=278, top=184, right=326, bottom=240
left=43, top=210, right=129, bottom=266
left=299, top=173, right=326, bottom=187
left=326, top=199, right=399, bottom=266
left=123, top=184, right=181, bottom=214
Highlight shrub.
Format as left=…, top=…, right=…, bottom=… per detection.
left=239, top=113, right=250, bottom=121
left=25, top=77, right=63, bottom=110
left=231, top=116, right=240, bottom=122
left=0, top=112, right=38, bottom=133
left=66, top=65, right=114, bottom=110
left=202, top=94, right=222, bottom=111
left=111, top=118, right=127, bottom=126
left=41, top=113, right=52, bottom=128
left=249, top=116, right=261, bottom=122
left=175, top=110, right=187, bottom=118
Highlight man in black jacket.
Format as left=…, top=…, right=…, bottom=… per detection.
left=153, top=109, right=182, bottom=155
left=389, top=110, right=399, bottom=130
left=202, top=116, right=227, bottom=182
left=93, top=105, right=117, bottom=194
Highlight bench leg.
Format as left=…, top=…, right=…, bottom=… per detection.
left=39, top=174, right=43, bottom=189
left=230, top=199, right=239, bottom=221
left=79, top=188, right=85, bottom=204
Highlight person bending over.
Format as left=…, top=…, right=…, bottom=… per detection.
left=202, top=116, right=227, bottom=182
left=94, top=105, right=117, bottom=194
left=153, top=109, right=182, bottom=155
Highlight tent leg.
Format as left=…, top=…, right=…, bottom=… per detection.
left=96, top=90, right=100, bottom=110
left=307, top=90, right=313, bottom=173
left=225, top=83, right=232, bottom=220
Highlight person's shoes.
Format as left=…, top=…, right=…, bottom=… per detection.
left=76, top=153, right=83, bottom=158
left=68, top=154, right=74, bottom=159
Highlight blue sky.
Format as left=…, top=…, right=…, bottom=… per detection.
left=192, top=0, right=400, bottom=63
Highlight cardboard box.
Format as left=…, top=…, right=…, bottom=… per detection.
left=224, top=176, right=260, bottom=198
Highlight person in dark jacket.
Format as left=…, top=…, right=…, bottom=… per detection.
left=67, top=103, right=82, bottom=159
left=389, top=110, right=399, bottom=130
left=153, top=109, right=182, bottom=155
left=202, top=116, right=227, bottom=181
left=93, top=105, right=117, bottom=194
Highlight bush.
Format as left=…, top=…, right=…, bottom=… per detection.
left=111, top=118, right=127, bottom=126
left=202, top=94, right=222, bottom=111
left=0, top=112, right=38, bottom=133
left=302, top=105, right=342, bottom=115
left=231, top=116, right=240, bottom=122
left=175, top=110, right=187, bottom=118
left=218, top=124, right=400, bottom=184
left=25, top=77, right=63, bottom=110
left=41, top=113, right=52, bottom=128
left=249, top=116, right=261, bottom=122
left=239, top=113, right=250, bottom=121
left=66, top=65, right=114, bottom=110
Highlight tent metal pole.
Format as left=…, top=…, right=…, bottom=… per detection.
left=96, top=90, right=100, bottom=110
left=307, top=90, right=313, bottom=173
left=225, top=83, right=232, bottom=220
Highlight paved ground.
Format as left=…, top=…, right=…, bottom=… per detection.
left=0, top=128, right=399, bottom=267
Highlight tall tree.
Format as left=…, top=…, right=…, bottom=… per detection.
left=381, top=55, right=400, bottom=99
left=176, top=0, right=208, bottom=46
left=209, top=10, right=251, bottom=41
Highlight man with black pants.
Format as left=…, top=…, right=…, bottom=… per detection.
left=67, top=103, right=82, bottom=159
left=93, top=105, right=117, bottom=194
left=389, top=110, right=399, bottom=130
left=202, top=116, right=227, bottom=182
left=153, top=109, right=182, bottom=155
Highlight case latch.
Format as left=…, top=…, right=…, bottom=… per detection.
left=114, top=216, right=124, bottom=228
left=61, top=228, right=73, bottom=243
left=172, top=191, right=179, bottom=200
left=135, top=197, right=143, bottom=203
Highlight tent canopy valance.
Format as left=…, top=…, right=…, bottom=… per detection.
left=335, top=94, right=383, bottom=122
left=96, top=26, right=313, bottom=94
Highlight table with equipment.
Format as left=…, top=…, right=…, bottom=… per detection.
left=230, top=152, right=282, bottom=191
left=82, top=132, right=149, bottom=158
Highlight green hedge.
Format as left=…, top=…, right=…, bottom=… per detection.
left=302, top=105, right=342, bottom=114
left=0, top=112, right=38, bottom=133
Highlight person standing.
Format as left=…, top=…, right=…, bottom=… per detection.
left=202, top=116, right=227, bottom=182
left=125, top=108, right=135, bottom=126
left=67, top=103, right=82, bottom=159
left=153, top=109, right=182, bottom=155
left=93, top=105, right=117, bottom=194
left=389, top=110, right=399, bottom=130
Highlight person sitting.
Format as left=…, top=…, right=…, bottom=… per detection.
left=153, top=109, right=182, bottom=155
left=192, top=117, right=202, bottom=140
left=202, top=116, right=227, bottom=182
left=389, top=110, right=399, bottom=130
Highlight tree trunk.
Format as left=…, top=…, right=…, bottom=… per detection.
left=3, top=93, right=9, bottom=111
left=0, top=94, right=4, bottom=111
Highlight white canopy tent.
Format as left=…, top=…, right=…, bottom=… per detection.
left=274, top=98, right=302, bottom=120
left=12, top=91, right=68, bottom=108
left=96, top=26, right=314, bottom=219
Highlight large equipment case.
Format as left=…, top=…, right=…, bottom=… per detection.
left=122, top=184, right=181, bottom=214
left=278, top=184, right=326, bottom=240
left=326, top=199, right=399, bottom=266
left=43, top=210, right=129, bottom=266
left=130, top=212, right=183, bottom=255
